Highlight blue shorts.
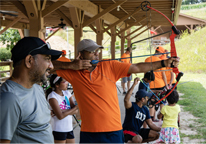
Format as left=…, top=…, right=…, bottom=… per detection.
left=53, top=131, right=74, bottom=140
left=80, top=129, right=124, bottom=143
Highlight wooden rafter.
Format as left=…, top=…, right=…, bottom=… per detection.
left=125, top=23, right=147, bottom=38
left=0, top=17, right=22, bottom=35
left=83, top=0, right=126, bottom=27
left=117, top=16, right=147, bottom=35
left=103, top=7, right=141, bottom=33
left=131, top=27, right=151, bottom=40
left=56, top=9, right=73, bottom=28
left=42, top=0, right=69, bottom=17
left=10, top=1, right=28, bottom=18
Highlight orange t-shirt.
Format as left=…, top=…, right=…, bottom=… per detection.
left=56, top=61, right=132, bottom=132
left=121, top=53, right=130, bottom=63
left=165, top=67, right=175, bottom=84
left=159, top=56, right=175, bottom=85
left=57, top=56, right=71, bottom=62
left=145, top=56, right=166, bottom=89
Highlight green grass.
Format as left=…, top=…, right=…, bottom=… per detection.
left=181, top=7, right=206, bottom=20
left=177, top=73, right=206, bottom=141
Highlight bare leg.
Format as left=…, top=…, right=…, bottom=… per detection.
left=66, top=138, right=75, bottom=143
left=142, top=130, right=159, bottom=143
left=54, top=140, right=66, bottom=144
left=132, top=135, right=142, bottom=143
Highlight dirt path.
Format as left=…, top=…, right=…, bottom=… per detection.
left=179, top=93, right=205, bottom=143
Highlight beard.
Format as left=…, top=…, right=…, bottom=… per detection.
left=29, top=60, right=49, bottom=84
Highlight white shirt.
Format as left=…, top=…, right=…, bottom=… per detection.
left=47, top=90, right=73, bottom=132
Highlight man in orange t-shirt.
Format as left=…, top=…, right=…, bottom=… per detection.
left=159, top=49, right=176, bottom=89
left=145, top=46, right=168, bottom=121
left=121, top=47, right=132, bottom=94
left=57, top=50, right=71, bottom=62
left=52, top=39, right=180, bottom=143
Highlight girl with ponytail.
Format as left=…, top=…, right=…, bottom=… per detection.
left=46, top=74, right=78, bottom=144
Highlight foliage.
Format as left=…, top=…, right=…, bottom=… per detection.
left=182, top=0, right=206, bottom=5
left=0, top=28, right=21, bottom=50
left=0, top=48, right=12, bottom=61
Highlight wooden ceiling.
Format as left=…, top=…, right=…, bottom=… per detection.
left=0, top=0, right=182, bottom=31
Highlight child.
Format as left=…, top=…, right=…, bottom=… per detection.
left=138, top=71, right=155, bottom=92
left=157, top=90, right=181, bottom=143
left=123, top=77, right=161, bottom=143
left=46, top=74, right=78, bottom=144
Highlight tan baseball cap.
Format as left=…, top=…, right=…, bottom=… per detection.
left=77, top=39, right=103, bottom=52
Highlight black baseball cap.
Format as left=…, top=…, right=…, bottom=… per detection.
left=135, top=89, right=153, bottom=99
left=11, top=37, right=62, bottom=63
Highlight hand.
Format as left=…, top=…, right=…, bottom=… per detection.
left=165, top=57, right=180, bottom=67
left=71, top=59, right=92, bottom=70
left=51, top=110, right=55, bottom=117
left=133, top=77, right=140, bottom=85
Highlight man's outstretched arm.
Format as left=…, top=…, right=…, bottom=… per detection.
left=51, top=59, right=92, bottom=72
left=128, top=57, right=180, bottom=74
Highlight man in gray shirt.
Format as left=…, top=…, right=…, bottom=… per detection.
left=0, top=37, right=91, bottom=143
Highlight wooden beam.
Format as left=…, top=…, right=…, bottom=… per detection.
left=117, top=16, right=147, bottom=35
left=42, top=0, right=69, bottom=17
left=125, top=23, right=147, bottom=38
left=18, top=29, right=24, bottom=38
left=154, top=25, right=161, bottom=31
left=83, top=0, right=126, bottom=27
left=131, top=27, right=150, bottom=40
left=89, top=24, right=97, bottom=34
left=45, top=28, right=60, bottom=41
left=0, top=19, right=29, bottom=29
left=23, top=0, right=38, bottom=19
left=50, top=0, right=124, bottom=28
left=10, top=1, right=28, bottom=18
left=103, top=7, right=141, bottom=33
left=56, top=9, right=73, bottom=28
left=184, top=25, right=191, bottom=30
left=41, top=0, right=47, bottom=10
left=0, top=17, right=22, bottom=35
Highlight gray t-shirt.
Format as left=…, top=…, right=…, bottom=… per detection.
left=0, top=80, right=54, bottom=143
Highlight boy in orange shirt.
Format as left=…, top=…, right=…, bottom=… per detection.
left=52, top=39, right=180, bottom=143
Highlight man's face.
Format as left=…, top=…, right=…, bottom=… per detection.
left=80, top=48, right=101, bottom=61
left=29, top=54, right=54, bottom=84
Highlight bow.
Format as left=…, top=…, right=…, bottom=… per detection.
left=141, top=1, right=184, bottom=105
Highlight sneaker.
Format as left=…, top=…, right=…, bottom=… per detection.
left=123, top=91, right=127, bottom=94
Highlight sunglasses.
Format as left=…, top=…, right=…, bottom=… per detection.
left=28, top=42, right=51, bottom=54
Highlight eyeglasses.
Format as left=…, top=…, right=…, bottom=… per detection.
left=28, top=42, right=51, bottom=54
left=88, top=49, right=101, bottom=55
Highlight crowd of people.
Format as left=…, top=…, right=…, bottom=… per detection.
left=0, top=36, right=181, bottom=143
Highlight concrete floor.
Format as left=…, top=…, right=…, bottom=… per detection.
left=71, top=81, right=161, bottom=143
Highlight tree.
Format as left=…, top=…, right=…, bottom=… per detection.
left=0, top=28, right=21, bottom=50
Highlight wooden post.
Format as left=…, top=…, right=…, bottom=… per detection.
left=111, top=27, right=116, bottom=59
